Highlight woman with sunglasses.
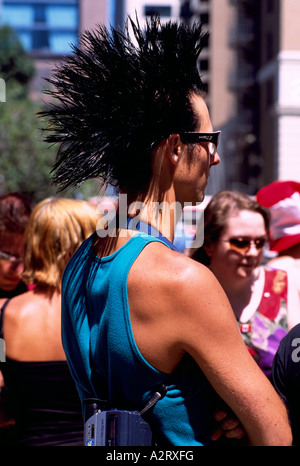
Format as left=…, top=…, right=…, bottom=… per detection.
left=192, top=190, right=300, bottom=378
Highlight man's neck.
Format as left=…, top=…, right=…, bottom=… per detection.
left=127, top=187, right=181, bottom=243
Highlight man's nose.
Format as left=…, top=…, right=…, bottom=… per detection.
left=211, top=151, right=220, bottom=166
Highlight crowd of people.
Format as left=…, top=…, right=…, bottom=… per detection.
left=1, top=182, right=300, bottom=446
left=191, top=189, right=300, bottom=379
left=0, top=195, right=100, bottom=445
left=0, top=16, right=299, bottom=447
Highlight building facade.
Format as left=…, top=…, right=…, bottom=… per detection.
left=224, top=0, right=300, bottom=192
left=0, top=0, right=107, bottom=99
left=258, top=0, right=300, bottom=184
left=200, top=0, right=300, bottom=193
left=110, top=0, right=181, bottom=29
left=1, top=0, right=299, bottom=191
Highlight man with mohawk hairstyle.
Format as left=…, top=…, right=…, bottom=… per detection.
left=41, top=17, right=291, bottom=446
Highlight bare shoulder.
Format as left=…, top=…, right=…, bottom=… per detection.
left=3, top=291, right=35, bottom=328
left=129, top=240, right=229, bottom=316
left=3, top=290, right=64, bottom=360
left=3, top=291, right=56, bottom=337
left=130, top=240, right=208, bottom=282
left=127, top=240, right=239, bottom=372
left=127, top=240, right=229, bottom=371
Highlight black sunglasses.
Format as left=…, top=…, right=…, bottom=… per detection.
left=150, top=130, right=221, bottom=154
left=222, top=237, right=267, bottom=254
left=179, top=131, right=221, bottom=155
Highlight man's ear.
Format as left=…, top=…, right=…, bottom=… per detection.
left=167, top=134, right=181, bottom=164
left=170, top=150, right=178, bottom=164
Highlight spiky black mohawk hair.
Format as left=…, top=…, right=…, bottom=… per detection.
left=41, top=16, right=208, bottom=194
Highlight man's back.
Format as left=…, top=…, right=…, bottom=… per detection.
left=62, top=232, right=218, bottom=445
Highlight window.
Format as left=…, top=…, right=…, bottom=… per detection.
left=1, top=1, right=78, bottom=55
left=144, top=6, right=172, bottom=17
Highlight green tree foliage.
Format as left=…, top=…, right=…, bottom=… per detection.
left=0, top=25, right=101, bottom=202
left=0, top=26, right=59, bottom=201
left=0, top=87, right=58, bottom=200
left=0, top=25, right=35, bottom=88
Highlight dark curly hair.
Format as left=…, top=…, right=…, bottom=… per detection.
left=40, top=16, right=208, bottom=196
left=0, top=192, right=33, bottom=233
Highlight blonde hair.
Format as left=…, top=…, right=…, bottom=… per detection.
left=22, top=197, right=100, bottom=290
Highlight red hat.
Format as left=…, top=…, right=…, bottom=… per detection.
left=256, top=180, right=300, bottom=252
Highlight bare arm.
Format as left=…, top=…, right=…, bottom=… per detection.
left=129, top=245, right=292, bottom=446
left=171, top=259, right=292, bottom=446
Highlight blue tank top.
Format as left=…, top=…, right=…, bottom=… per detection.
left=61, top=232, right=217, bottom=446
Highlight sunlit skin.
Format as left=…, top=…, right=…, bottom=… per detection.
left=1, top=198, right=99, bottom=362
left=0, top=231, right=24, bottom=291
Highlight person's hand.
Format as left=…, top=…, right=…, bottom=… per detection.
left=211, top=409, right=247, bottom=442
